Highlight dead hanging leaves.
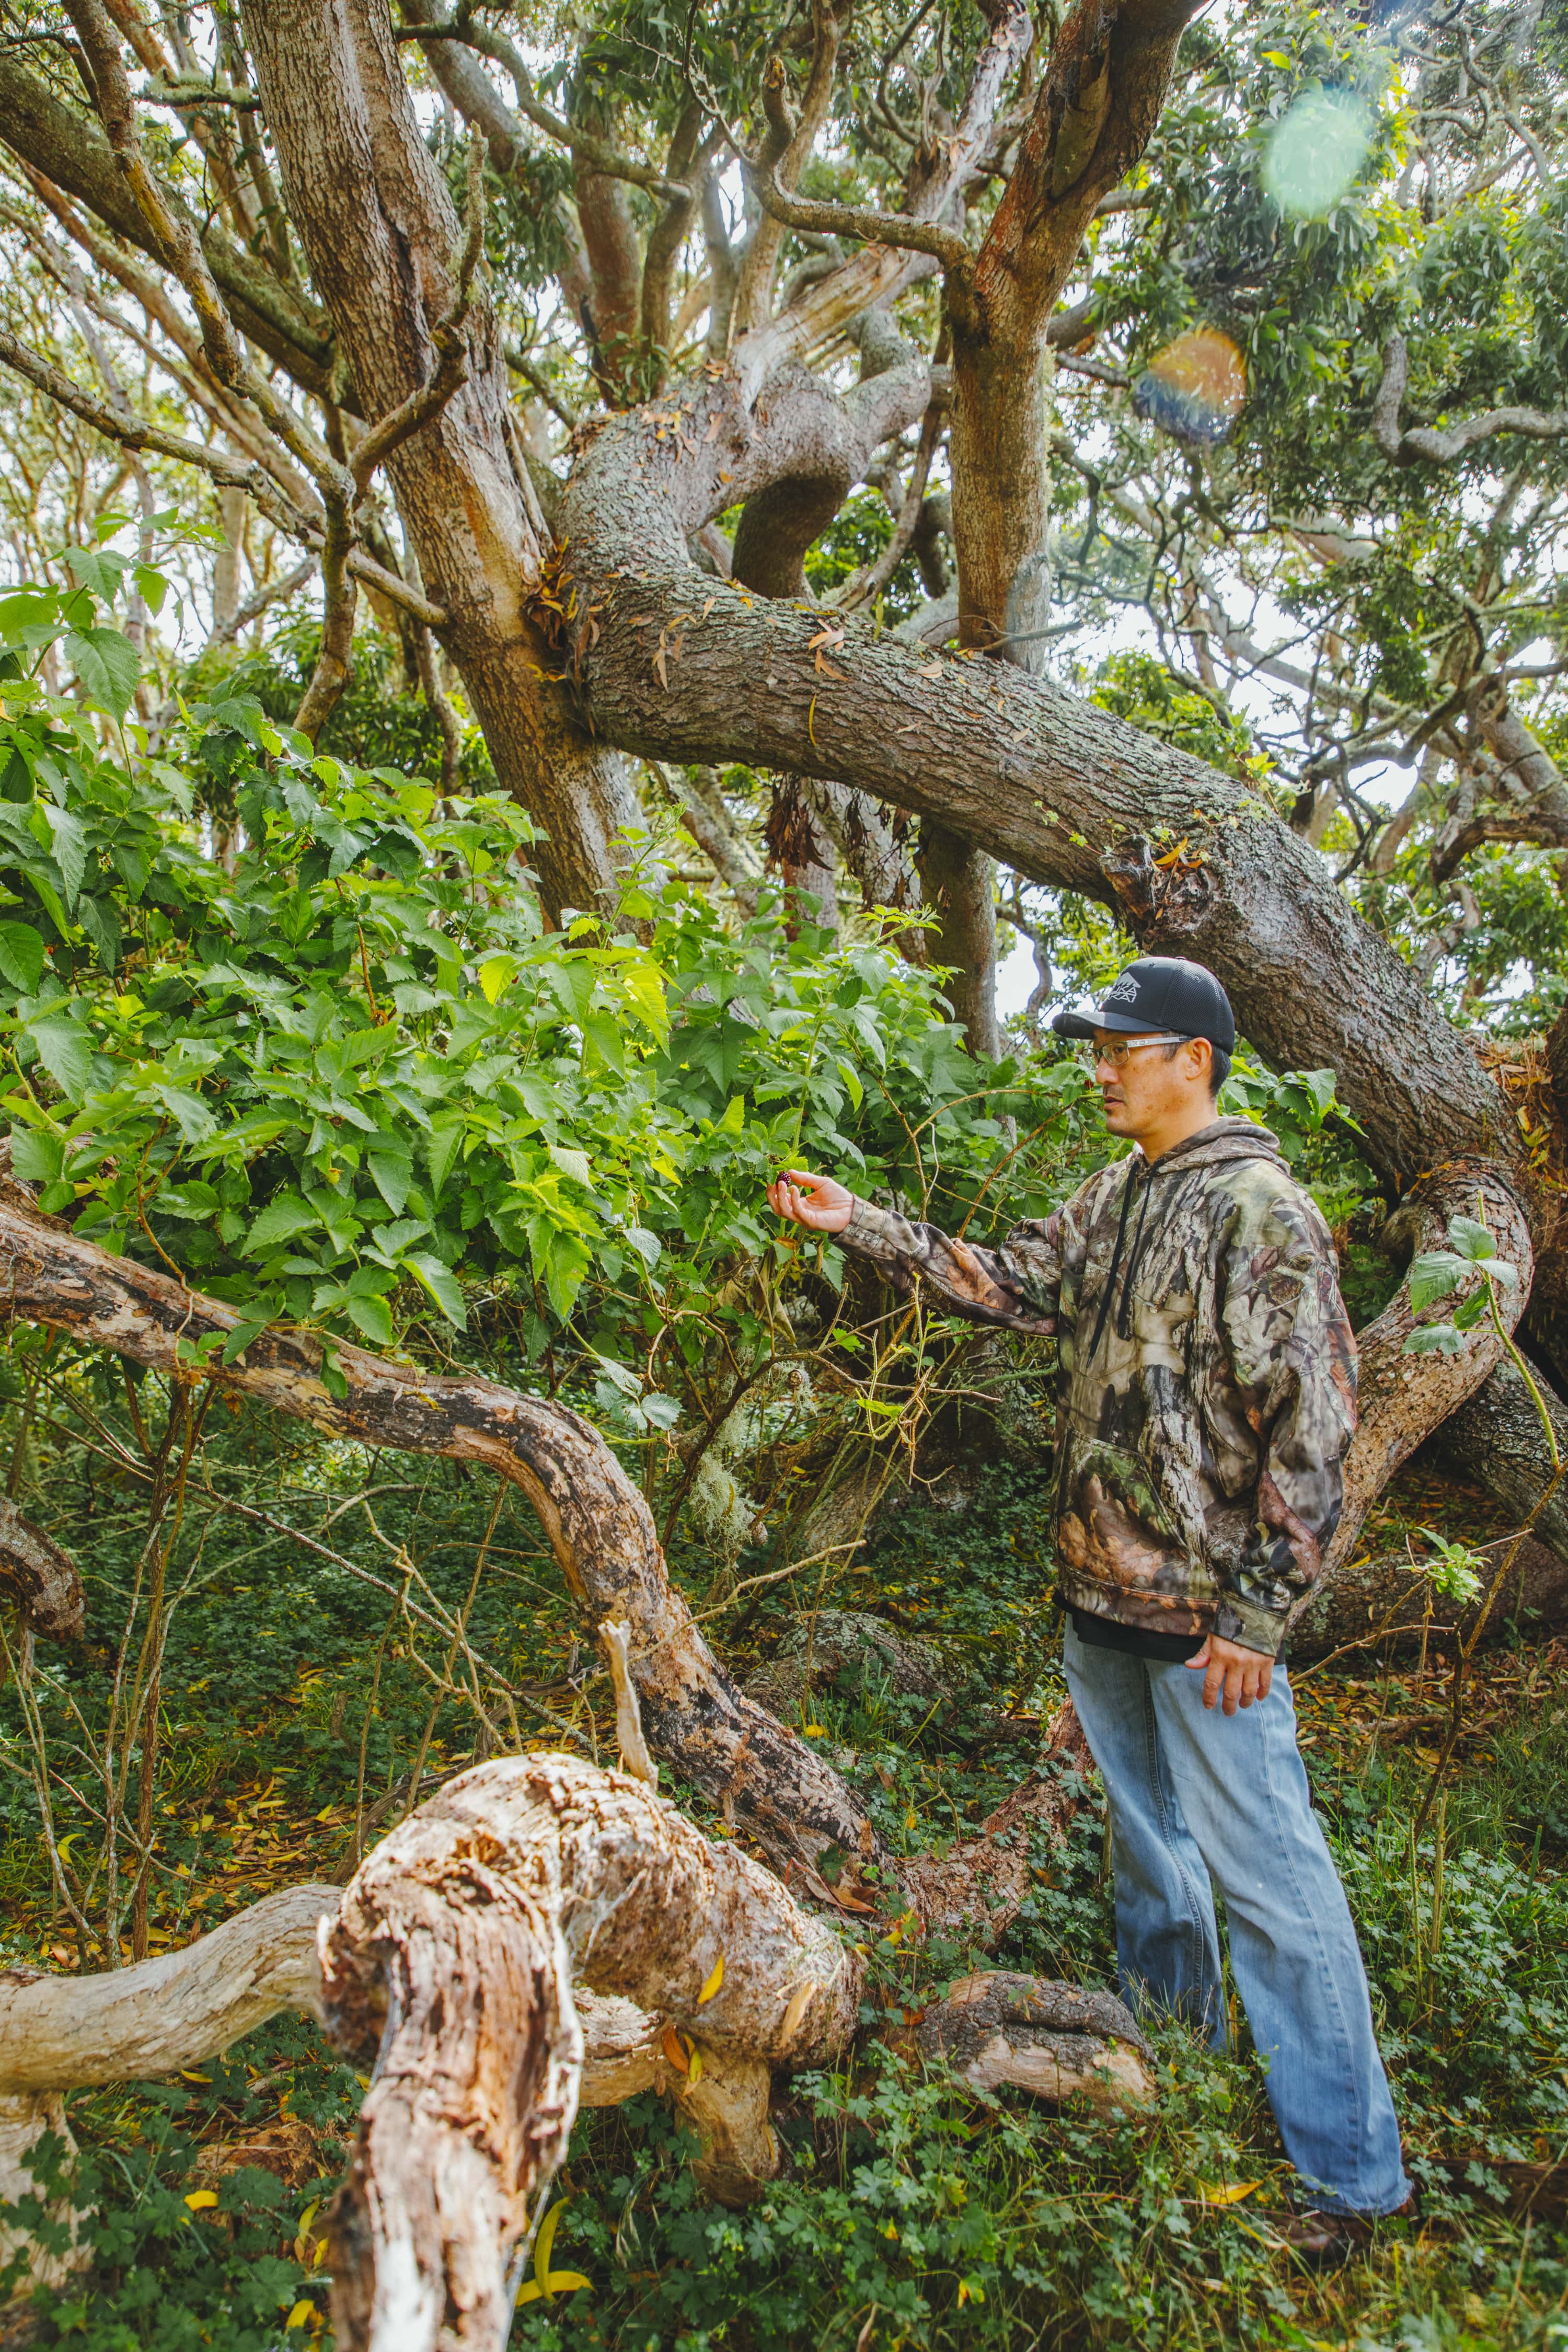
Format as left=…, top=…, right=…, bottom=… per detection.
left=523, top=537, right=602, bottom=675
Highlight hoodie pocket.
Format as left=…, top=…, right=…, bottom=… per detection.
left=1053, top=1425, right=1185, bottom=1594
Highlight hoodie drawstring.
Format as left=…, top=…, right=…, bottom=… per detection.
left=1086, top=1156, right=1170, bottom=1359
left=1086, top=1163, right=1138, bottom=1362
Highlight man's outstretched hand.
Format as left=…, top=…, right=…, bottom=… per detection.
left=767, top=1169, right=854, bottom=1234
left=1186, top=1634, right=1274, bottom=1714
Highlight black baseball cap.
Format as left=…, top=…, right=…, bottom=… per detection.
left=1051, top=956, right=1236, bottom=1053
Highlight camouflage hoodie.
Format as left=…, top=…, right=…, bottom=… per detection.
left=840, top=1118, right=1356, bottom=1656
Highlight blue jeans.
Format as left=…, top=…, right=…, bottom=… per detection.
left=1063, top=1618, right=1410, bottom=2215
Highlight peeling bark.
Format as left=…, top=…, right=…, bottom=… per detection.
left=319, top=1754, right=858, bottom=2344
left=0, top=1883, right=337, bottom=2091
left=0, top=1745, right=1133, bottom=2339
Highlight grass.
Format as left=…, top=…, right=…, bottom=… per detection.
left=0, top=1398, right=1564, bottom=2352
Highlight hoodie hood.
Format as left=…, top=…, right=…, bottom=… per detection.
left=1141, top=1116, right=1287, bottom=1177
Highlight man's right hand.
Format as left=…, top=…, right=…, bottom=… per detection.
left=767, top=1168, right=854, bottom=1234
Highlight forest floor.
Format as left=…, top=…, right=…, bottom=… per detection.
left=0, top=1411, right=1564, bottom=2352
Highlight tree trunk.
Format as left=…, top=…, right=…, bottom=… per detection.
left=237, top=0, right=639, bottom=920
left=917, top=824, right=1000, bottom=1054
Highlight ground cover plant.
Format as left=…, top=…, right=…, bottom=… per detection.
left=1, top=1423, right=1565, bottom=2352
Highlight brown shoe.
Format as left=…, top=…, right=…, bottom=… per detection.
left=1266, top=2197, right=1416, bottom=2268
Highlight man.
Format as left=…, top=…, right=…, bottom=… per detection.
left=767, top=955, right=1410, bottom=2247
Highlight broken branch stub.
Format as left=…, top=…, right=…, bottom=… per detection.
left=0, top=1497, right=83, bottom=1641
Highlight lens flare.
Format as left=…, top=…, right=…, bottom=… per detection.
left=1263, top=88, right=1373, bottom=219
left=1132, top=328, right=1247, bottom=447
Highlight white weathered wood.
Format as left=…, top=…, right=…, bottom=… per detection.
left=0, top=1884, right=338, bottom=2092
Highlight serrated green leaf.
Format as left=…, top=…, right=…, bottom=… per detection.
left=347, top=1290, right=396, bottom=1347
left=8, top=1126, right=63, bottom=1184
left=63, top=626, right=139, bottom=722
left=405, top=1250, right=466, bottom=1329
left=367, top=1147, right=412, bottom=1214
left=425, top=1121, right=464, bottom=1199
left=0, top=921, right=45, bottom=994
left=41, top=806, right=86, bottom=909
left=1406, top=1252, right=1462, bottom=1313
left=1403, top=1322, right=1466, bottom=1357
left=1445, top=1215, right=1495, bottom=1262
left=76, top=893, right=121, bottom=972
left=244, top=1194, right=320, bottom=1255
left=27, top=1012, right=93, bottom=1101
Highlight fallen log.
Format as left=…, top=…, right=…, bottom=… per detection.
left=1290, top=1531, right=1568, bottom=1662
left=0, top=1753, right=1153, bottom=2349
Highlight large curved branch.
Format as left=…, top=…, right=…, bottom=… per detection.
left=0, top=1176, right=1094, bottom=1934
left=0, top=1498, right=83, bottom=1642
left=558, top=365, right=1527, bottom=1198
left=0, top=1186, right=887, bottom=1900
left=0, top=1883, right=337, bottom=2091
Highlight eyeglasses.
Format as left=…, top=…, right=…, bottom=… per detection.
left=1079, top=1033, right=1189, bottom=1069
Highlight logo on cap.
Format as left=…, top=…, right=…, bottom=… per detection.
left=1104, top=974, right=1141, bottom=1006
